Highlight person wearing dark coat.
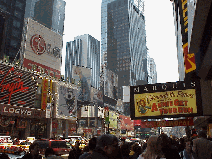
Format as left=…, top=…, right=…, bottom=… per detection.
left=85, top=134, right=119, bottom=159
left=68, top=140, right=83, bottom=159
left=22, top=143, right=42, bottom=159
left=79, top=137, right=97, bottom=159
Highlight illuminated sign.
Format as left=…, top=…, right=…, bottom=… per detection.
left=130, top=81, right=202, bottom=119
left=41, top=78, right=48, bottom=110
left=0, top=63, right=37, bottom=107
left=141, top=119, right=194, bottom=128
left=0, top=104, right=46, bottom=118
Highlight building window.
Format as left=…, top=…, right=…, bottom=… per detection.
left=13, top=19, right=21, bottom=28
left=15, top=1, right=24, bottom=10
left=10, top=39, right=18, bottom=48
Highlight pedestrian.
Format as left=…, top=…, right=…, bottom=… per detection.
left=142, top=136, right=149, bottom=152
left=179, top=138, right=193, bottom=159
left=120, top=143, right=130, bottom=159
left=85, top=134, right=119, bottom=159
left=129, top=143, right=142, bottom=159
left=157, top=134, right=181, bottom=159
left=137, top=135, right=161, bottom=159
left=22, top=143, right=42, bottom=159
left=79, top=137, right=97, bottom=159
left=192, top=130, right=212, bottom=159
left=68, top=140, right=83, bottom=159
left=0, top=153, right=10, bottom=159
left=44, top=147, right=63, bottom=159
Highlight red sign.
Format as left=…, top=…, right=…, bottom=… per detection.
left=23, top=58, right=60, bottom=79
left=30, top=34, right=46, bottom=55
left=0, top=63, right=37, bottom=107
left=83, top=128, right=92, bottom=133
left=119, top=115, right=134, bottom=131
left=41, top=78, right=48, bottom=110
left=140, top=119, right=194, bottom=128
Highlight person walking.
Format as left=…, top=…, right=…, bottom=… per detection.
left=192, top=130, right=212, bottom=159
left=137, top=135, right=162, bottom=159
left=85, top=134, right=119, bottom=159
left=68, top=140, right=83, bottom=159
left=79, top=137, right=97, bottom=159
left=180, top=138, right=194, bottom=159
left=22, top=143, right=42, bottom=159
left=129, top=143, right=142, bottom=159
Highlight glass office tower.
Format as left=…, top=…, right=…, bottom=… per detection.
left=102, top=0, right=148, bottom=99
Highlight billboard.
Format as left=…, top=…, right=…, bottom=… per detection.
left=130, top=81, right=202, bottom=119
left=123, top=86, right=130, bottom=102
left=0, top=63, right=37, bottom=107
left=58, top=83, right=77, bottom=117
left=23, top=18, right=62, bottom=76
left=72, top=66, right=91, bottom=102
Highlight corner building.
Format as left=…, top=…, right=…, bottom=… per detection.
left=106, top=0, right=148, bottom=99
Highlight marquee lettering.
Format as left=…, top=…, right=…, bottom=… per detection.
left=3, top=106, right=32, bottom=116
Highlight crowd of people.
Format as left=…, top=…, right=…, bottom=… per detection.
left=0, top=130, right=211, bottom=159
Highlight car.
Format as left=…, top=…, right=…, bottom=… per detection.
left=17, top=141, right=31, bottom=152
left=34, top=139, right=72, bottom=156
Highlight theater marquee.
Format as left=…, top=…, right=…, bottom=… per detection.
left=130, top=81, right=202, bottom=119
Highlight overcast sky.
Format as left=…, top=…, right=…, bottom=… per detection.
left=62, top=0, right=179, bottom=84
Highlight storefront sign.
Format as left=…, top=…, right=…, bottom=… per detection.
left=0, top=63, right=37, bottom=107
left=130, top=81, right=202, bottom=119
left=0, top=104, right=45, bottom=118
left=141, top=119, right=194, bottom=128
left=23, top=58, right=60, bottom=79
left=41, top=78, right=48, bottom=110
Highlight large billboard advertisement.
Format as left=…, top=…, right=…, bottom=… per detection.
left=72, top=66, right=91, bottom=102
left=130, top=81, right=202, bottom=119
left=0, top=63, right=37, bottom=107
left=58, top=83, right=77, bottom=117
left=22, top=18, right=62, bottom=77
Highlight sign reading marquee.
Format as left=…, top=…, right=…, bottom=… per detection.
left=130, top=81, right=202, bottom=119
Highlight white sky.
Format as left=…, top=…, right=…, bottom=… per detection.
left=61, top=0, right=179, bottom=84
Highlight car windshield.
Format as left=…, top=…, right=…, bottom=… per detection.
left=20, top=142, right=31, bottom=145
left=51, top=141, right=67, bottom=148
left=35, top=141, right=49, bottom=149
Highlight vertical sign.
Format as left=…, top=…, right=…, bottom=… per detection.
left=50, top=80, right=52, bottom=103
left=104, top=107, right=109, bottom=124
left=41, top=78, right=48, bottom=110
left=178, top=0, right=196, bottom=77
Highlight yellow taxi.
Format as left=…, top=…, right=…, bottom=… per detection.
left=17, top=141, right=31, bottom=152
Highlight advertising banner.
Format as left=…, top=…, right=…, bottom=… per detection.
left=46, top=103, right=51, bottom=118
left=109, top=111, right=118, bottom=129
left=58, top=83, right=77, bottom=117
left=0, top=63, right=37, bottom=107
left=23, top=18, right=62, bottom=73
left=130, top=81, right=202, bottom=119
left=119, top=115, right=134, bottom=131
left=41, top=78, right=48, bottom=110
left=140, top=119, right=194, bottom=128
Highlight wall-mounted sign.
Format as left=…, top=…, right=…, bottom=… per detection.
left=30, top=34, right=46, bottom=55
left=0, top=63, right=37, bottom=107
left=130, top=81, right=202, bottom=119
left=0, top=104, right=46, bottom=118
left=140, top=119, right=194, bottom=128
left=41, top=78, right=48, bottom=110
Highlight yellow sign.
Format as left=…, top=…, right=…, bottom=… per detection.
left=109, top=111, right=118, bottom=129
left=134, top=89, right=197, bottom=117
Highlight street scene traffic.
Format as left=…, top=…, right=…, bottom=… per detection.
left=0, top=0, right=211, bottom=158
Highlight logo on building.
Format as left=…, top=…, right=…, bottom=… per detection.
left=30, top=34, right=46, bottom=55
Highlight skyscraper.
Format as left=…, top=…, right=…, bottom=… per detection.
left=0, top=0, right=27, bottom=62
left=25, top=0, right=66, bottom=36
left=65, top=34, right=100, bottom=89
left=102, top=0, right=148, bottom=99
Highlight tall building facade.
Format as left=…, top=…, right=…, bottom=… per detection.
left=103, top=0, right=148, bottom=99
left=65, top=34, right=101, bottom=89
left=147, top=55, right=157, bottom=84
left=25, top=0, right=66, bottom=36
left=172, top=0, right=197, bottom=81
left=0, top=0, right=27, bottom=62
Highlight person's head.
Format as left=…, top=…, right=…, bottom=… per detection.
left=74, top=140, right=80, bottom=149
left=0, top=153, right=10, bottom=159
left=142, top=135, right=159, bottom=159
left=184, top=138, right=192, bottom=152
left=29, top=143, right=39, bottom=155
left=96, top=134, right=119, bottom=157
left=45, top=147, right=55, bottom=157
left=121, top=143, right=130, bottom=157
left=198, top=130, right=207, bottom=138
left=88, top=137, right=97, bottom=151
left=131, top=143, right=142, bottom=155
